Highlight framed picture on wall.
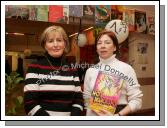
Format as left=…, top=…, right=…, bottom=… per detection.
left=135, top=10, right=147, bottom=33
left=137, top=42, right=148, bottom=64
left=137, top=42, right=148, bottom=54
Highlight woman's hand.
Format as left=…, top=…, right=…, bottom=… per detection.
left=93, top=109, right=114, bottom=116
left=114, top=113, right=120, bottom=116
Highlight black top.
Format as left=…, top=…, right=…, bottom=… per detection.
left=24, top=52, right=83, bottom=116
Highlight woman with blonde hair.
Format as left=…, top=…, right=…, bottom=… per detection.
left=24, top=26, right=83, bottom=116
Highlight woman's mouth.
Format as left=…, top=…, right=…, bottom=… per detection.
left=100, top=51, right=107, bottom=54
left=53, top=49, right=60, bottom=52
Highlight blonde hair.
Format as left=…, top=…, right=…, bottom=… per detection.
left=40, top=25, right=70, bottom=55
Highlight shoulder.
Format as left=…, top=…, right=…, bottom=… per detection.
left=27, top=57, right=49, bottom=71
left=86, top=67, right=94, bottom=73
left=28, top=57, right=47, bottom=65
left=116, top=59, right=134, bottom=70
left=113, top=59, right=137, bottom=76
left=85, top=63, right=99, bottom=75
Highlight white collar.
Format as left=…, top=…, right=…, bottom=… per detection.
left=99, top=54, right=116, bottom=64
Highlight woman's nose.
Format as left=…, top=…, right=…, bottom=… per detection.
left=100, top=42, right=106, bottom=48
left=53, top=40, right=58, bottom=46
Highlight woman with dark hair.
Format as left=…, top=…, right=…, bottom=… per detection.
left=83, top=30, right=143, bottom=116
left=24, top=26, right=83, bottom=116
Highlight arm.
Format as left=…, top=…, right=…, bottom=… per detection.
left=24, top=64, right=49, bottom=116
left=121, top=67, right=143, bottom=115
left=83, top=69, right=92, bottom=111
left=115, top=105, right=132, bottom=116
left=71, top=70, right=84, bottom=116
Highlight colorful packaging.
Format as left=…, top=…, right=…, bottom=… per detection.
left=89, top=71, right=124, bottom=114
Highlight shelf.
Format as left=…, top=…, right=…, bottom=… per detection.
left=5, top=18, right=93, bottom=36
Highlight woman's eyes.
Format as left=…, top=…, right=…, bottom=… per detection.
left=105, top=41, right=111, bottom=44
left=97, top=42, right=102, bottom=45
left=48, top=40, right=53, bottom=42
left=97, top=41, right=111, bottom=44
left=57, top=39, right=63, bottom=42
left=48, top=39, right=63, bottom=42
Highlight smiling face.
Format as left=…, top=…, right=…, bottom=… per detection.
left=96, top=34, right=116, bottom=59
left=44, top=31, right=65, bottom=58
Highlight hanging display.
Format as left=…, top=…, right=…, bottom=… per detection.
left=105, top=19, right=129, bottom=44
left=135, top=10, right=147, bottom=33
left=147, top=15, right=155, bottom=35
left=49, top=5, right=69, bottom=24
left=83, top=5, right=95, bottom=17
left=36, top=5, right=48, bottom=22
left=123, top=9, right=135, bottom=31
left=95, top=5, right=111, bottom=26
left=69, top=5, right=83, bottom=17
left=5, top=5, right=29, bottom=19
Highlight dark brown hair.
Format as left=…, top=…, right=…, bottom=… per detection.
left=95, top=29, right=119, bottom=56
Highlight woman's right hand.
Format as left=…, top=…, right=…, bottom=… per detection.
left=92, top=109, right=114, bottom=116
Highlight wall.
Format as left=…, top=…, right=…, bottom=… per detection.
left=128, top=32, right=155, bottom=78
left=124, top=5, right=155, bottom=110
left=124, top=5, right=155, bottom=15
left=128, top=32, right=155, bottom=110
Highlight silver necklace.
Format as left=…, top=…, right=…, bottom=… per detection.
left=44, top=54, right=63, bottom=75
